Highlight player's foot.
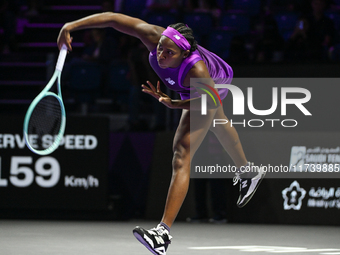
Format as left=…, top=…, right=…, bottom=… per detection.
left=133, top=224, right=172, bottom=255
left=233, top=162, right=266, bottom=208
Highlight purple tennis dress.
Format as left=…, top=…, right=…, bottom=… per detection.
left=149, top=45, right=233, bottom=100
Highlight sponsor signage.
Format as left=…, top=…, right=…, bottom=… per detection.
left=207, top=130, right=340, bottom=225
left=290, top=146, right=340, bottom=172
left=282, top=181, right=307, bottom=210
left=282, top=180, right=340, bottom=210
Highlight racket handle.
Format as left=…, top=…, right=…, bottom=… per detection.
left=56, top=44, right=68, bottom=71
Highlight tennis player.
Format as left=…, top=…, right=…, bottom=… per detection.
left=57, top=12, right=266, bottom=255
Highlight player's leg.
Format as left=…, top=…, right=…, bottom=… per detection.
left=133, top=107, right=217, bottom=255
left=160, top=108, right=215, bottom=227
left=209, top=105, right=266, bottom=208
left=209, top=106, right=248, bottom=168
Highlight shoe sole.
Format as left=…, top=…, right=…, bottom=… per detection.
left=133, top=229, right=159, bottom=255
left=237, top=170, right=267, bottom=208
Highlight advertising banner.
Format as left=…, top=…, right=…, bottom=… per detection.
left=0, top=115, right=109, bottom=210
left=240, top=178, right=340, bottom=225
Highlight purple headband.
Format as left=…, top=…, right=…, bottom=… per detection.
left=161, top=26, right=191, bottom=51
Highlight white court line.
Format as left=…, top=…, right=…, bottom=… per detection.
left=320, top=253, right=340, bottom=255
left=188, top=246, right=307, bottom=251
left=188, top=246, right=340, bottom=254
left=242, top=247, right=307, bottom=252
left=269, top=249, right=340, bottom=253
left=188, top=246, right=256, bottom=250
left=188, top=245, right=307, bottom=250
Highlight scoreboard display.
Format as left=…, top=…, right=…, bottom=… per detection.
left=0, top=115, right=109, bottom=210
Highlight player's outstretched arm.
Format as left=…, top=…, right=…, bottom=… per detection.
left=57, top=12, right=163, bottom=52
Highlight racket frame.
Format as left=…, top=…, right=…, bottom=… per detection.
left=23, top=45, right=67, bottom=155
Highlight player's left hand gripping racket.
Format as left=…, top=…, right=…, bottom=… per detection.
left=23, top=44, right=68, bottom=155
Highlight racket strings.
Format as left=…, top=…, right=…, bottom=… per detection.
left=27, top=96, right=62, bottom=150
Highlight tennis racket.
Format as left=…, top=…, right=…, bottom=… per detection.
left=23, top=44, right=68, bottom=155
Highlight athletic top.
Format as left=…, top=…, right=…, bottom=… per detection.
left=149, top=45, right=233, bottom=100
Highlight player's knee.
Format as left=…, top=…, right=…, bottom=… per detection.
left=172, top=149, right=189, bottom=171
left=209, top=115, right=231, bottom=135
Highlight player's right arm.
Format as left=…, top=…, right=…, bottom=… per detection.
left=57, top=12, right=163, bottom=52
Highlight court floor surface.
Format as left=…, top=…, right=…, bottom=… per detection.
left=0, top=220, right=339, bottom=255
